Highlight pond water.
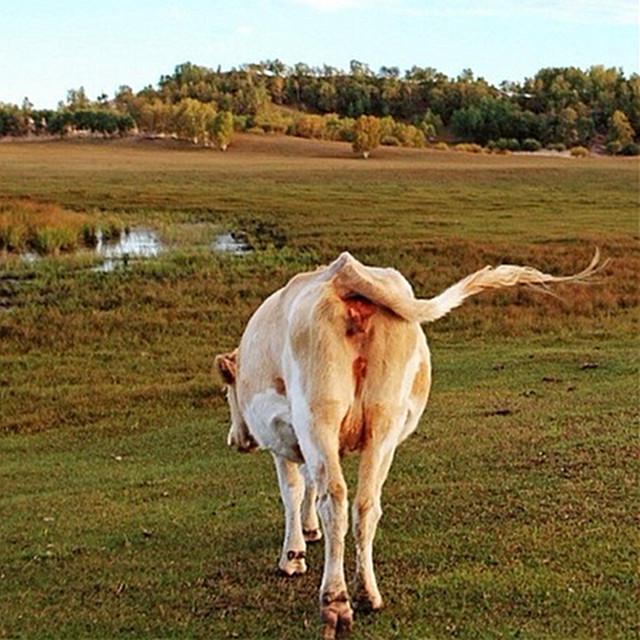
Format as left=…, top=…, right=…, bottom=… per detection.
left=94, top=228, right=164, bottom=272
left=15, top=227, right=252, bottom=272
left=212, top=232, right=252, bottom=254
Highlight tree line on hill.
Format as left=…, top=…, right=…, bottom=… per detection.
left=1, top=61, right=638, bottom=155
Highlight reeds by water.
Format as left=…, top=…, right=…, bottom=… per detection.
left=0, top=199, right=123, bottom=255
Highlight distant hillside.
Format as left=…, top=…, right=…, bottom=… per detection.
left=1, top=61, right=638, bottom=155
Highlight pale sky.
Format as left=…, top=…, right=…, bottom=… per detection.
left=1, top=0, right=638, bottom=108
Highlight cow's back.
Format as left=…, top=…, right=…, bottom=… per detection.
left=285, top=270, right=431, bottom=454
left=236, top=254, right=431, bottom=458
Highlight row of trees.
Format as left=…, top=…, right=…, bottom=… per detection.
left=0, top=91, right=434, bottom=152
left=137, top=98, right=234, bottom=148
left=145, top=61, right=639, bottom=147
left=449, top=98, right=638, bottom=153
left=1, top=62, right=638, bottom=154
left=0, top=99, right=135, bottom=138
left=152, top=61, right=638, bottom=127
left=0, top=92, right=234, bottom=150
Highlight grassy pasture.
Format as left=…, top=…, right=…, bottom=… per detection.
left=0, top=135, right=637, bottom=639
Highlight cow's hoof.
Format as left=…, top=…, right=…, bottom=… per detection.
left=354, top=590, right=384, bottom=613
left=321, top=590, right=353, bottom=639
left=278, top=550, right=307, bottom=576
left=303, top=528, right=322, bottom=543
left=233, top=438, right=258, bottom=453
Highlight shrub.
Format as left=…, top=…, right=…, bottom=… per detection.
left=521, top=138, right=542, bottom=151
left=606, top=140, right=622, bottom=155
left=393, top=123, right=425, bottom=148
left=620, top=142, right=640, bottom=156
left=379, top=116, right=395, bottom=139
left=381, top=135, right=401, bottom=146
left=322, top=114, right=344, bottom=141
left=493, top=138, right=512, bottom=151
left=505, top=138, right=520, bottom=151
left=547, top=142, right=566, bottom=152
left=493, top=138, right=516, bottom=151
left=454, top=143, right=483, bottom=153
left=337, top=117, right=355, bottom=142
left=233, top=115, right=249, bottom=131
left=570, top=146, right=590, bottom=158
left=246, top=126, right=266, bottom=135
left=253, top=109, right=290, bottom=135
left=433, top=142, right=449, bottom=151
left=293, top=114, right=326, bottom=139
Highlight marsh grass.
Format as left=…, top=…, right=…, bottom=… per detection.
left=0, top=199, right=123, bottom=255
left=0, top=136, right=637, bottom=639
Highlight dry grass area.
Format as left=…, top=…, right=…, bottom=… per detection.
left=0, top=136, right=637, bottom=639
left=0, top=198, right=123, bottom=255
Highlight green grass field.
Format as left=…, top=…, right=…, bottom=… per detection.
left=0, top=135, right=637, bottom=639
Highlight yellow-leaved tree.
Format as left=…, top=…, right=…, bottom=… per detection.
left=608, top=110, right=635, bottom=147
left=211, top=111, right=234, bottom=151
left=173, top=98, right=216, bottom=146
left=352, top=115, right=381, bottom=158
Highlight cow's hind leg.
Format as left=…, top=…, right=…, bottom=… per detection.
left=299, top=443, right=352, bottom=639
left=292, top=405, right=352, bottom=638
left=352, top=436, right=397, bottom=611
left=301, top=464, right=322, bottom=543
left=273, top=454, right=307, bottom=576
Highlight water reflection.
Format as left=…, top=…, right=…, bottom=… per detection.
left=212, top=233, right=252, bottom=255
left=95, top=228, right=163, bottom=271
left=15, top=227, right=254, bottom=272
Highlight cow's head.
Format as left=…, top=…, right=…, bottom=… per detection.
left=215, top=349, right=257, bottom=453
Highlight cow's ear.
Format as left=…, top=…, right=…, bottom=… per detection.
left=215, top=349, right=238, bottom=385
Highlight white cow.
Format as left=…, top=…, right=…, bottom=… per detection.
left=216, top=250, right=601, bottom=639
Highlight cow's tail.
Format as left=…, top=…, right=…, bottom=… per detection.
left=332, top=249, right=607, bottom=324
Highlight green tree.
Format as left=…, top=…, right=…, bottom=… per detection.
left=116, top=114, right=135, bottom=136
left=0, top=104, right=23, bottom=136
left=556, top=107, right=579, bottom=146
left=65, top=87, right=91, bottom=111
left=626, top=74, right=640, bottom=133
left=47, top=110, right=73, bottom=137
left=450, top=96, right=535, bottom=144
left=418, top=109, right=442, bottom=140
left=138, top=99, right=173, bottom=134
left=576, top=115, right=596, bottom=145
left=352, top=115, right=381, bottom=158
